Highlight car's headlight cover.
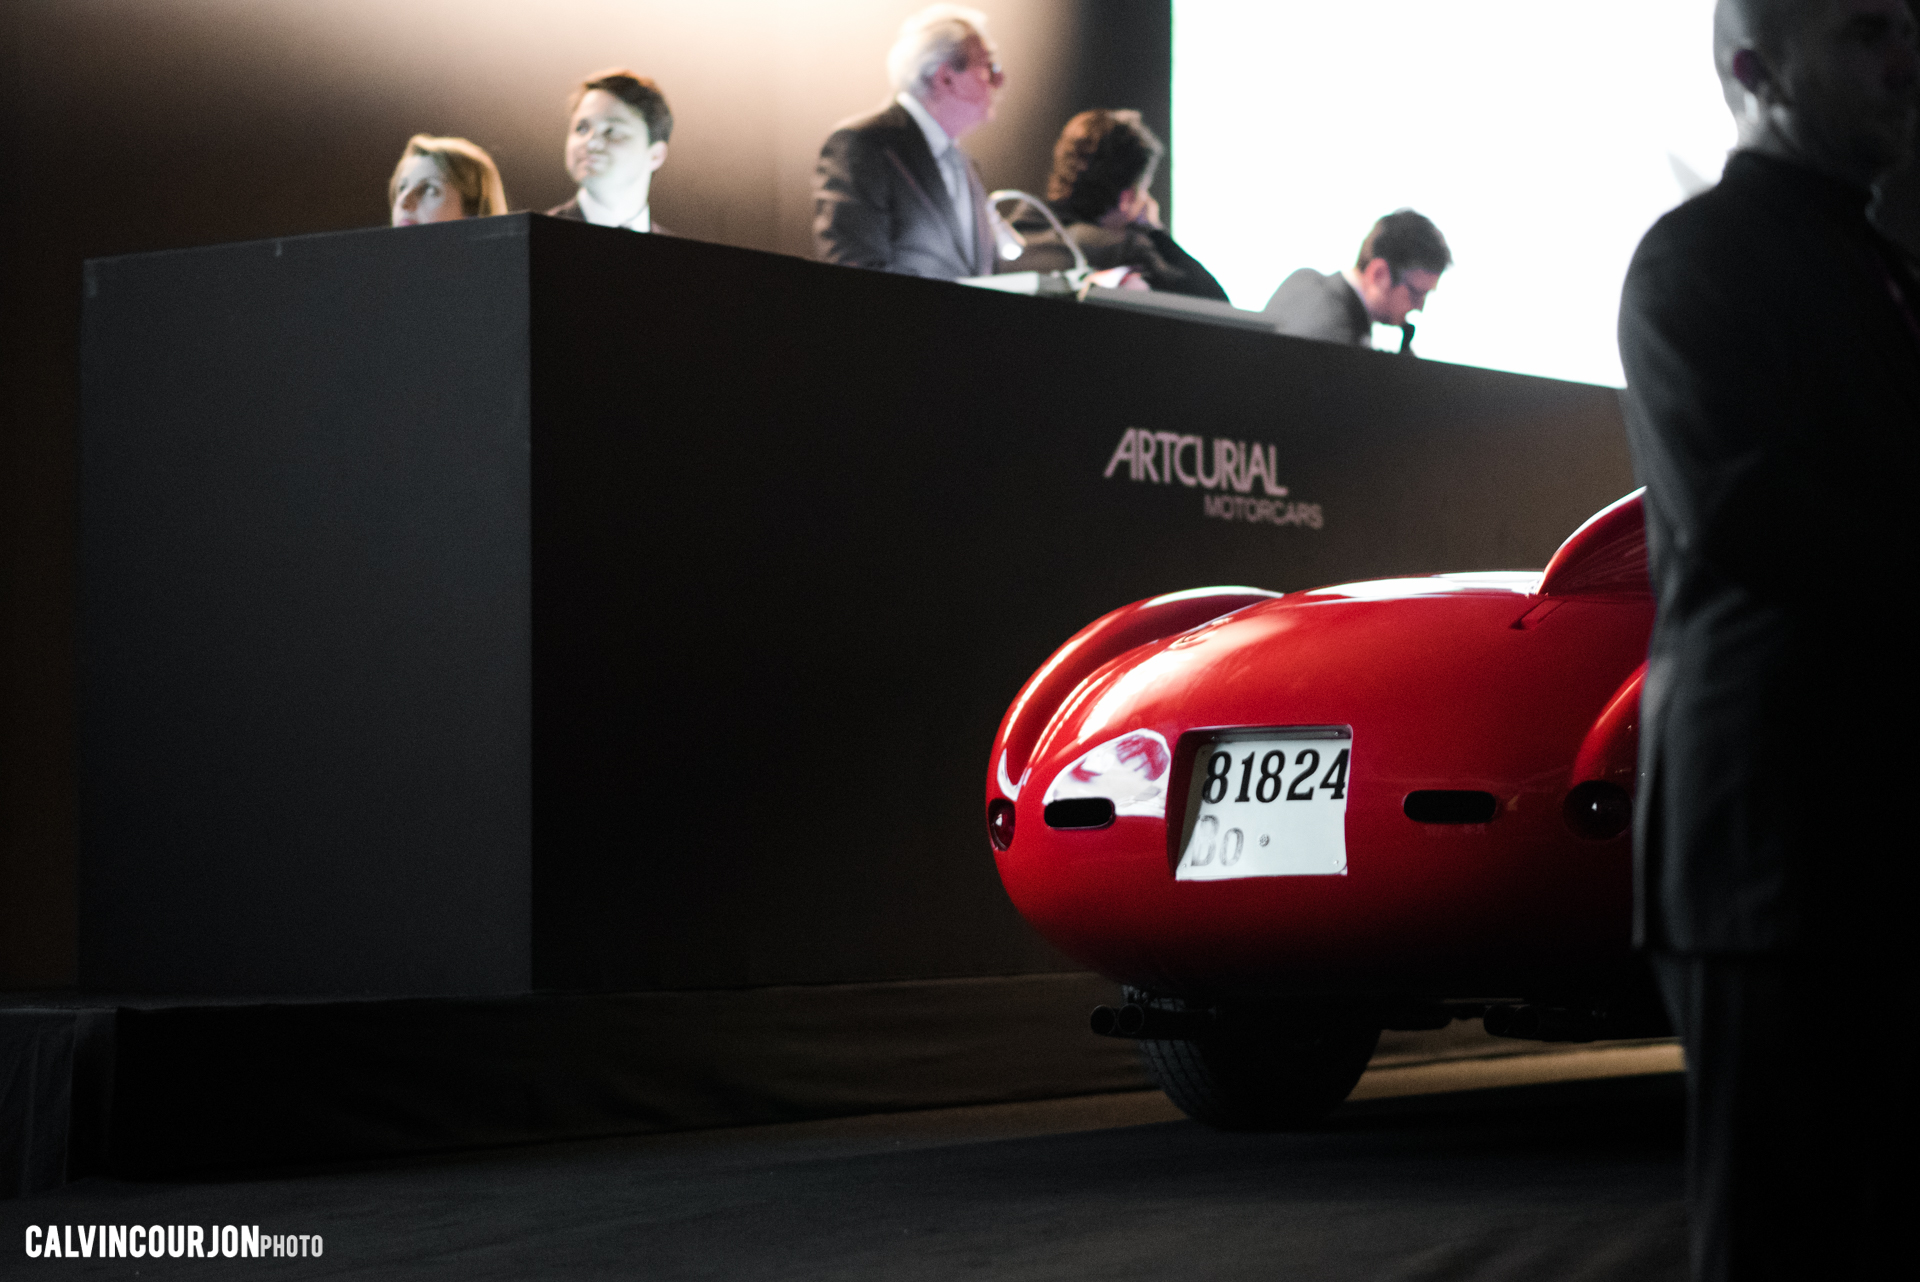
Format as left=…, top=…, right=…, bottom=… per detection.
left=1042, top=729, right=1172, bottom=819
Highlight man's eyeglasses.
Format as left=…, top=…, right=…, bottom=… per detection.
left=1391, top=272, right=1433, bottom=304
left=961, top=55, right=1004, bottom=85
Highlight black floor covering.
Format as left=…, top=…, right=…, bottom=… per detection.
left=1, top=1073, right=1685, bottom=1280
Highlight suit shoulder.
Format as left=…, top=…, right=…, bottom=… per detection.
left=1275, top=267, right=1331, bottom=292
left=823, top=102, right=911, bottom=148
left=1637, top=185, right=1738, bottom=256
left=1624, top=185, right=1806, bottom=340
left=1632, top=164, right=1814, bottom=275
left=1265, top=268, right=1340, bottom=312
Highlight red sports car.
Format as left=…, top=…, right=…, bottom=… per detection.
left=986, top=491, right=1661, bottom=1127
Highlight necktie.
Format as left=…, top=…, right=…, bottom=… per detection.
left=942, top=148, right=976, bottom=269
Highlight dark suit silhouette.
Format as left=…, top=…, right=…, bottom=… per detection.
left=545, top=197, right=672, bottom=236
left=1619, top=148, right=1920, bottom=1282
left=812, top=101, right=992, bottom=280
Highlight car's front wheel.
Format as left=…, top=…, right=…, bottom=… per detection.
left=1129, top=989, right=1380, bottom=1130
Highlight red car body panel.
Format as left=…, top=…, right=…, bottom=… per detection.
left=988, top=491, right=1653, bottom=1000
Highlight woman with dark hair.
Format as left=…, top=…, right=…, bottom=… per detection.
left=389, top=135, right=508, bottom=226
left=1014, top=109, right=1227, bottom=300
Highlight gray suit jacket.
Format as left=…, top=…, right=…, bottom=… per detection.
left=1263, top=269, right=1370, bottom=346
left=812, top=102, right=993, bottom=280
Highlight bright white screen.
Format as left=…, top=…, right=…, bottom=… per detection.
left=1171, top=2, right=1734, bottom=386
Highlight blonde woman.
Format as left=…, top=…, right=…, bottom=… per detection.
left=388, top=134, right=508, bottom=226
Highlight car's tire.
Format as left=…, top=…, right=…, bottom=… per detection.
left=1129, top=989, right=1380, bottom=1130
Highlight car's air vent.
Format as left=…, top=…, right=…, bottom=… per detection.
left=1044, top=798, right=1116, bottom=829
left=1403, top=790, right=1498, bottom=824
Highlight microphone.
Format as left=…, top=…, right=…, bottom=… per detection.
left=991, top=210, right=1026, bottom=263
left=987, top=190, right=1091, bottom=279
left=1398, top=321, right=1417, bottom=356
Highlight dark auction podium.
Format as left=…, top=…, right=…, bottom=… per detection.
left=79, top=214, right=1634, bottom=1000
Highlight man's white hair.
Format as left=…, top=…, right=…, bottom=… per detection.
left=886, top=5, right=992, bottom=96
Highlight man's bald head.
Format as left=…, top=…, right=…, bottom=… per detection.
left=1711, top=0, right=1919, bottom=184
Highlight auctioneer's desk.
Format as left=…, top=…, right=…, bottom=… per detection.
left=79, top=215, right=1633, bottom=1000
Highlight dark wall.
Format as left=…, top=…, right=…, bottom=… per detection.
left=0, top=1, right=1171, bottom=987
left=80, top=223, right=536, bottom=997
left=77, top=220, right=1632, bottom=997
left=1054, top=2, right=1174, bottom=222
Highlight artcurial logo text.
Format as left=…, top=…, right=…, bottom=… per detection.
left=1103, top=428, right=1324, bottom=529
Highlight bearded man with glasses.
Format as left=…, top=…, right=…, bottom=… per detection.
left=1263, top=209, right=1451, bottom=355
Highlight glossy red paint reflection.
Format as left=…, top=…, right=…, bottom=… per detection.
left=985, top=491, right=1655, bottom=1000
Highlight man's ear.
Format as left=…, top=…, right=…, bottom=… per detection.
left=647, top=140, right=668, bottom=173
left=1360, top=256, right=1394, bottom=293
left=929, top=61, right=959, bottom=100
left=1730, top=47, right=1777, bottom=101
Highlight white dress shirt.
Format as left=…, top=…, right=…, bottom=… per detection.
left=575, top=186, right=653, bottom=232
left=896, top=91, right=975, bottom=256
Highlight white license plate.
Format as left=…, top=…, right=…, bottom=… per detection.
left=1176, top=729, right=1351, bottom=880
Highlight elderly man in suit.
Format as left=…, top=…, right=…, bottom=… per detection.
left=1618, top=1, right=1920, bottom=1279
left=1263, top=210, right=1450, bottom=355
left=812, top=5, right=1002, bottom=279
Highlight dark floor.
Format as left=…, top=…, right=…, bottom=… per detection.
left=2, top=1073, right=1685, bottom=1280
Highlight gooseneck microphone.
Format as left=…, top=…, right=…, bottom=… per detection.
left=986, top=190, right=1091, bottom=279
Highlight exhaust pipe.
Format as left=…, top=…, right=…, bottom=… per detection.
left=1484, top=1003, right=1601, bottom=1042
left=1483, top=1000, right=1672, bottom=1042
left=1089, top=1002, right=1212, bottom=1041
